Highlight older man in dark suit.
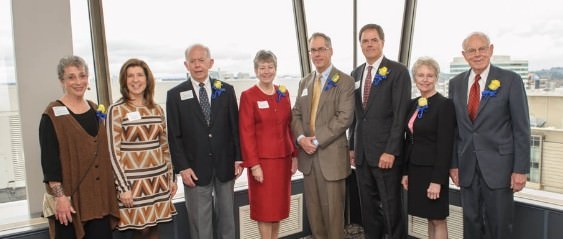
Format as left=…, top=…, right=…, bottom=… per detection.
left=348, top=23, right=410, bottom=239
left=448, top=32, right=530, bottom=239
left=291, top=32, right=355, bottom=239
left=166, top=44, right=242, bottom=239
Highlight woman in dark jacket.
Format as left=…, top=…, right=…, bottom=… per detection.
left=401, top=57, right=456, bottom=239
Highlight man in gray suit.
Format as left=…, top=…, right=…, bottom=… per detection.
left=448, top=32, right=530, bottom=239
left=291, top=32, right=355, bottom=239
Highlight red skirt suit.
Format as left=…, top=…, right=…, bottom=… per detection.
left=239, top=85, right=296, bottom=222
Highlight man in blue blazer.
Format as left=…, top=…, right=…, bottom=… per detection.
left=448, top=32, right=530, bottom=239
left=166, top=44, right=242, bottom=239
left=348, top=24, right=410, bottom=239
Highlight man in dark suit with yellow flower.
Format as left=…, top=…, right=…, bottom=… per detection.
left=448, top=32, right=530, bottom=239
left=166, top=43, right=242, bottom=239
left=348, top=23, right=411, bottom=239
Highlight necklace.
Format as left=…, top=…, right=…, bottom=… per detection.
left=257, top=84, right=275, bottom=95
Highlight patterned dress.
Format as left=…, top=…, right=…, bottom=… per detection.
left=107, top=100, right=176, bottom=230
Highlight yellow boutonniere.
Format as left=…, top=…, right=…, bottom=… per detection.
left=97, top=104, right=106, bottom=114
left=96, top=104, right=107, bottom=120
left=276, top=85, right=287, bottom=102
left=278, top=85, right=287, bottom=93
left=373, top=66, right=390, bottom=86
left=378, top=66, right=389, bottom=76
left=211, top=80, right=226, bottom=100
left=417, top=97, right=428, bottom=107
left=214, top=80, right=223, bottom=89
left=489, top=79, right=501, bottom=91
left=482, top=79, right=501, bottom=98
left=416, top=97, right=428, bottom=119
left=324, top=73, right=340, bottom=91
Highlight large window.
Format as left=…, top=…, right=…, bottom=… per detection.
left=101, top=0, right=301, bottom=187
left=529, top=135, right=543, bottom=184
left=411, top=0, right=563, bottom=196
left=304, top=1, right=354, bottom=73
left=356, top=0, right=405, bottom=63
left=70, top=0, right=98, bottom=102
left=0, top=0, right=27, bottom=223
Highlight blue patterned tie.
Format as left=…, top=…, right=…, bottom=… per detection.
left=199, top=83, right=211, bottom=125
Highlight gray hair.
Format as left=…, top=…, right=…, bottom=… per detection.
left=184, top=43, right=212, bottom=60
left=57, top=55, right=88, bottom=80
left=462, top=32, right=491, bottom=50
left=253, top=50, right=277, bottom=69
left=308, top=32, right=332, bottom=49
left=411, top=56, right=440, bottom=77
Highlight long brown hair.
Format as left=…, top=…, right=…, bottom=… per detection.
left=118, top=58, right=156, bottom=108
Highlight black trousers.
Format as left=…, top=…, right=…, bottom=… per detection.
left=54, top=215, right=113, bottom=239
left=355, top=162, right=406, bottom=239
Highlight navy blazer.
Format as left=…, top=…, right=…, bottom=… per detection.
left=403, top=93, right=456, bottom=185
left=166, top=77, right=241, bottom=186
left=348, top=57, right=412, bottom=167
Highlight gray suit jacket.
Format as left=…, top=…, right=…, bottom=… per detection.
left=291, top=67, right=355, bottom=181
left=448, top=64, right=530, bottom=189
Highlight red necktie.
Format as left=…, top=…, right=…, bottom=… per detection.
left=362, top=65, right=373, bottom=109
left=467, top=74, right=481, bottom=122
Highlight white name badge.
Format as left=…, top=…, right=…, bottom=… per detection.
left=127, top=111, right=142, bottom=121
left=257, top=101, right=269, bottom=109
left=355, top=80, right=361, bottom=90
left=180, top=90, right=194, bottom=101
left=52, top=106, right=70, bottom=116
left=301, top=89, right=308, bottom=97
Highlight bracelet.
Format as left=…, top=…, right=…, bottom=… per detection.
left=51, top=184, right=65, bottom=197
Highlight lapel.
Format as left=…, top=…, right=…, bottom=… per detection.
left=476, top=66, right=496, bottom=118
left=317, top=68, right=337, bottom=112
left=183, top=78, right=207, bottom=126
left=355, top=63, right=366, bottom=111
left=209, top=78, right=221, bottom=128
left=303, top=74, right=315, bottom=120
left=459, top=71, right=472, bottom=123
left=365, top=57, right=389, bottom=112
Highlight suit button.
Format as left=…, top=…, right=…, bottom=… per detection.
left=96, top=177, right=100, bottom=180
left=209, top=153, right=213, bottom=156
left=209, top=134, right=213, bottom=138
left=95, top=165, right=99, bottom=168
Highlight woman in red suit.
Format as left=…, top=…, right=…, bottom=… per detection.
left=239, top=50, right=298, bottom=239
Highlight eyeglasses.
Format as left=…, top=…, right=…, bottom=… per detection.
left=464, top=46, right=489, bottom=55
left=63, top=73, right=88, bottom=81
left=308, top=47, right=330, bottom=54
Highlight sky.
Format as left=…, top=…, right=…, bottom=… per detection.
left=2, top=0, right=563, bottom=83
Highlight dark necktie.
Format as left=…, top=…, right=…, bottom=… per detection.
left=363, top=65, right=373, bottom=109
left=467, top=74, right=481, bottom=122
left=199, top=83, right=211, bottom=125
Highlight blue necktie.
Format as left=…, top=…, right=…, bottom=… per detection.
left=199, top=83, right=211, bottom=125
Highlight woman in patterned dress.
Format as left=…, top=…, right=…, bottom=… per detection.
left=107, top=58, right=177, bottom=239
left=239, top=50, right=298, bottom=239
